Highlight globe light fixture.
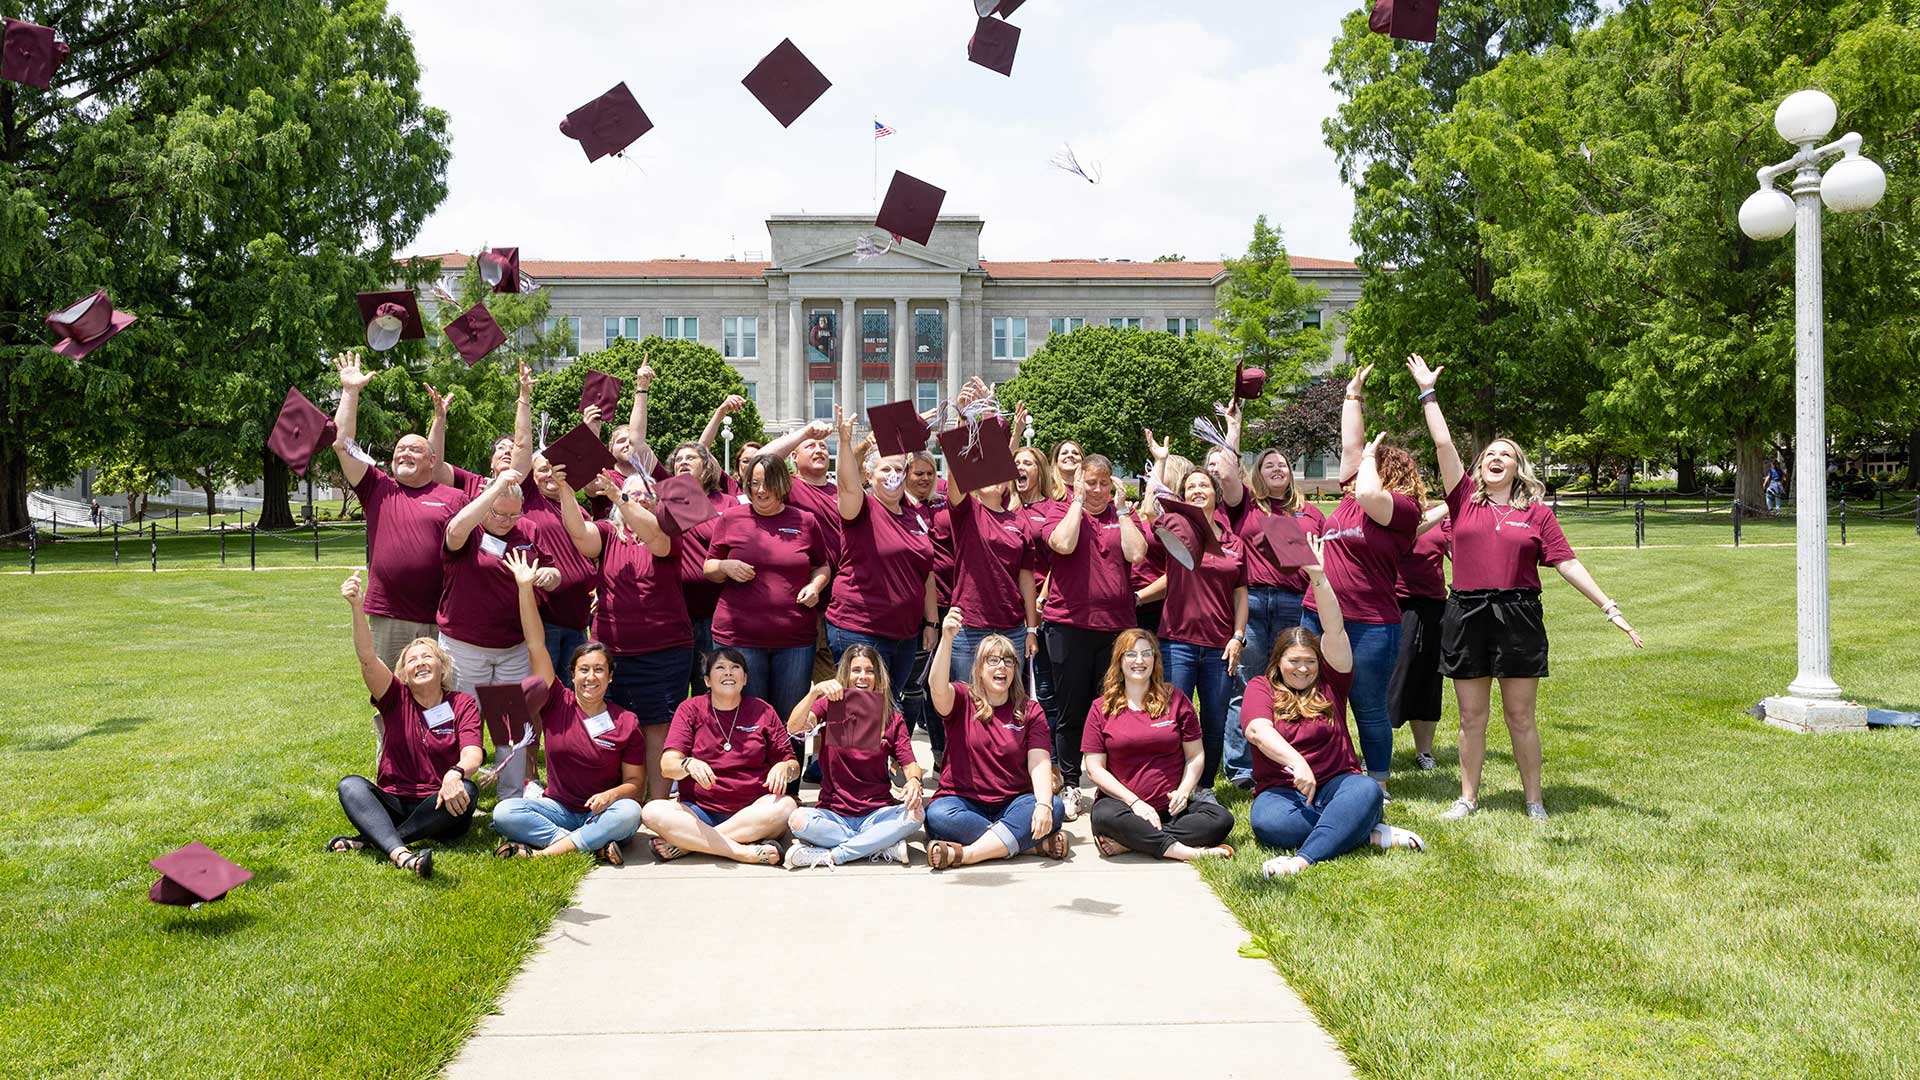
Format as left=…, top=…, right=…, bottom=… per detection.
left=1820, top=152, right=1887, bottom=213
left=1773, top=88, right=1837, bottom=145
left=1737, top=189, right=1796, bottom=242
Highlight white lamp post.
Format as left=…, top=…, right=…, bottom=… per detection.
left=1739, top=88, right=1883, bottom=734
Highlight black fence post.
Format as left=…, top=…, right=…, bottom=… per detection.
left=1879, top=485, right=1886, bottom=512
left=1839, top=499, right=1848, bottom=546
left=150, top=522, right=158, bottom=571
left=112, top=522, right=120, bottom=567
left=27, top=526, right=36, bottom=575
left=219, top=522, right=227, bottom=565
left=50, top=510, right=57, bottom=536
left=238, top=508, right=245, bottom=526
left=249, top=524, right=257, bottom=570
left=1732, top=500, right=1743, bottom=547
left=1635, top=499, right=1645, bottom=549
left=312, top=515, right=320, bottom=562
left=173, top=507, right=179, bottom=532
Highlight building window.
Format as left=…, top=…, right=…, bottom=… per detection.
left=992, top=317, right=1027, bottom=360
left=810, top=382, right=835, bottom=421
left=723, top=316, right=758, bottom=359
left=914, top=308, right=945, bottom=364
left=743, top=382, right=757, bottom=405
left=916, top=379, right=940, bottom=413
left=604, top=316, right=640, bottom=349
left=544, top=316, right=582, bottom=352
left=1304, top=454, right=1328, bottom=479
left=1108, top=317, right=1143, bottom=330
left=863, top=379, right=888, bottom=412
left=1165, top=317, right=1200, bottom=338
left=663, top=316, right=699, bottom=340
left=862, top=309, right=891, bottom=367
left=806, top=309, right=838, bottom=363
left=1302, top=308, right=1323, bottom=330
left=1049, top=316, right=1084, bottom=337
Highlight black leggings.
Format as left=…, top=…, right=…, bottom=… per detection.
left=1090, top=794, right=1235, bottom=856
left=337, top=775, right=477, bottom=854
left=1045, top=624, right=1122, bottom=785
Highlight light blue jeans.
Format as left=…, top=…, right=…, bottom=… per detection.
left=1225, top=587, right=1306, bottom=784
left=491, top=795, right=643, bottom=853
left=790, top=804, right=924, bottom=864
left=1302, top=609, right=1401, bottom=782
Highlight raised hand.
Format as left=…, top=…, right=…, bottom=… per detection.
left=636, top=354, right=655, bottom=391
left=501, top=549, right=542, bottom=588
left=580, top=403, right=602, bottom=427
left=1345, top=362, right=1374, bottom=399
left=1302, top=531, right=1327, bottom=578
left=1407, top=353, right=1443, bottom=393
left=941, top=607, right=965, bottom=638
left=341, top=570, right=365, bottom=608
left=814, top=679, right=846, bottom=701
left=425, top=383, right=448, bottom=415
left=1144, top=427, right=1170, bottom=464
left=495, top=468, right=525, bottom=490
left=801, top=418, right=834, bottom=442
left=833, top=404, right=856, bottom=445
left=518, top=360, right=533, bottom=399
left=335, top=351, right=374, bottom=392
left=717, top=394, right=746, bottom=416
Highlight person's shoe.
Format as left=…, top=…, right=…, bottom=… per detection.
left=784, top=843, right=833, bottom=870
left=1415, top=752, right=1437, bottom=771
left=1061, top=786, right=1084, bottom=822
left=869, top=840, right=911, bottom=866
left=1525, top=801, right=1549, bottom=822
left=1371, top=822, right=1426, bottom=851
left=1261, top=854, right=1308, bottom=878
left=1439, top=797, right=1478, bottom=821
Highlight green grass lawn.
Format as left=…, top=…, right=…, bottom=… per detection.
left=2, top=518, right=1916, bottom=1078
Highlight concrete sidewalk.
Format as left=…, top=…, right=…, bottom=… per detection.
left=449, top=781, right=1356, bottom=1080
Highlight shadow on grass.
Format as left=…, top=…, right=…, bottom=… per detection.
left=14, top=715, right=153, bottom=752
left=157, top=908, right=259, bottom=936
left=1482, top=783, right=1671, bottom=820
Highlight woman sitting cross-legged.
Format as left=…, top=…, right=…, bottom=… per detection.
left=640, top=649, right=799, bottom=865
left=1243, top=534, right=1425, bottom=878
left=332, top=570, right=483, bottom=880
left=491, top=551, right=645, bottom=864
left=783, top=644, right=926, bottom=868
left=923, top=609, right=1068, bottom=869
left=1082, top=629, right=1235, bottom=861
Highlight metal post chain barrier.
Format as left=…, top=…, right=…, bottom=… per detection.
left=249, top=524, right=257, bottom=570
left=28, top=526, right=36, bottom=574
left=112, top=522, right=120, bottom=566
left=173, top=508, right=180, bottom=532
left=1732, top=500, right=1743, bottom=546
left=1635, top=499, right=1645, bottom=548
left=220, top=522, right=226, bottom=565
left=1840, top=499, right=1848, bottom=546
left=150, top=522, right=158, bottom=571
left=50, top=510, right=57, bottom=536
left=312, top=516, right=321, bottom=562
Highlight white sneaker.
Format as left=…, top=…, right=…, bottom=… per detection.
left=1261, top=854, right=1308, bottom=878
left=869, top=840, right=911, bottom=866
left=1439, top=798, right=1478, bottom=821
left=784, top=843, right=833, bottom=870
left=1371, top=822, right=1426, bottom=852
left=1525, top=801, right=1549, bottom=822
left=1415, top=752, right=1437, bottom=771
left=1061, top=786, right=1084, bottom=822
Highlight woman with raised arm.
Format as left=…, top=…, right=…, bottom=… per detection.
left=640, top=648, right=798, bottom=865
left=439, top=361, right=536, bottom=499
left=520, top=454, right=600, bottom=689
left=1243, top=535, right=1425, bottom=877
left=825, top=404, right=939, bottom=696
left=1389, top=503, right=1452, bottom=771
left=1082, top=629, right=1235, bottom=861
left=661, top=438, right=737, bottom=686
left=924, top=610, right=1067, bottom=868
left=1011, top=443, right=1064, bottom=737
left=490, top=552, right=645, bottom=863
left=1406, top=355, right=1643, bottom=821
left=331, top=571, right=484, bottom=880
left=783, top=645, right=925, bottom=868
left=438, top=466, right=561, bottom=694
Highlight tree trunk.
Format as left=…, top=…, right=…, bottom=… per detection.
left=0, top=436, right=27, bottom=538
left=1907, top=427, right=1919, bottom=486
left=1674, top=444, right=1697, bottom=493
left=257, top=444, right=296, bottom=529
left=202, top=478, right=217, bottom=518
left=1733, top=432, right=1768, bottom=508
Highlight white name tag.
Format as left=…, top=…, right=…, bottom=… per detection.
left=582, top=711, right=614, bottom=739
left=479, top=533, right=508, bottom=558
left=424, top=701, right=454, bottom=730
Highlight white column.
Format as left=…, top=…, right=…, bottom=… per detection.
left=893, top=297, right=912, bottom=403
left=946, top=297, right=961, bottom=403
left=786, top=298, right=804, bottom=424
left=840, top=297, right=859, bottom=421
left=1787, top=164, right=1838, bottom=700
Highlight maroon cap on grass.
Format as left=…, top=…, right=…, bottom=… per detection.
left=876, top=171, right=946, bottom=247
left=149, top=842, right=252, bottom=906
left=559, top=82, right=653, bottom=162
left=44, top=290, right=137, bottom=360
left=268, top=387, right=338, bottom=478
left=741, top=38, right=832, bottom=128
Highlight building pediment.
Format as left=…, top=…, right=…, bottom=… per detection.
left=778, top=237, right=975, bottom=274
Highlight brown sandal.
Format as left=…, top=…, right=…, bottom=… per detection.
left=927, top=839, right=965, bottom=871
left=1037, top=831, right=1069, bottom=860
left=650, top=837, right=686, bottom=863
left=1094, top=835, right=1126, bottom=858
left=599, top=841, right=625, bottom=867
left=494, top=842, right=533, bottom=859
left=743, top=843, right=782, bottom=865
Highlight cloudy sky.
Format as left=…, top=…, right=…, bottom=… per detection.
left=388, top=0, right=1364, bottom=265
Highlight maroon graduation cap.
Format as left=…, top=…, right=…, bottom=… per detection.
left=1235, top=357, right=1267, bottom=400
left=540, top=423, right=619, bottom=488
left=149, top=842, right=252, bottom=907
left=356, top=290, right=425, bottom=352
left=1262, top=513, right=1314, bottom=572
left=560, top=82, right=654, bottom=162
left=741, top=38, right=832, bottom=128
left=479, top=247, right=521, bottom=294
left=268, top=387, right=338, bottom=478
left=652, top=474, right=719, bottom=537
left=876, top=171, right=946, bottom=247
left=1369, top=0, right=1440, bottom=43
left=1153, top=496, right=1222, bottom=572
left=2, top=17, right=70, bottom=90
left=44, top=290, right=137, bottom=360
left=966, top=16, right=1020, bottom=77
left=444, top=302, right=506, bottom=366
left=580, top=370, right=622, bottom=417
left=823, top=689, right=887, bottom=749
left=994, top=0, right=1026, bottom=16
left=938, top=414, right=1018, bottom=494
left=476, top=676, right=549, bottom=751
left=868, top=400, right=932, bottom=457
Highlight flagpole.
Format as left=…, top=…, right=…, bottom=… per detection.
left=872, top=116, right=878, bottom=211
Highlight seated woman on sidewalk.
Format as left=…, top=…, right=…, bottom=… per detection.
left=782, top=645, right=925, bottom=868
left=1082, top=629, right=1235, bottom=862
left=330, top=570, right=483, bottom=880
left=491, top=551, right=645, bottom=864
left=923, top=610, right=1068, bottom=869
left=1243, top=534, right=1425, bottom=878
left=640, top=649, right=798, bottom=865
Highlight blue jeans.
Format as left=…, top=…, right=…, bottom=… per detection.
left=1249, top=772, right=1383, bottom=864
left=688, top=616, right=714, bottom=695
left=1160, top=638, right=1237, bottom=788
left=1030, top=626, right=1062, bottom=734
left=1302, top=610, right=1401, bottom=781
left=824, top=621, right=920, bottom=702
left=731, top=645, right=816, bottom=722
left=948, top=625, right=1027, bottom=686
left=791, top=804, right=924, bottom=863
left=607, top=647, right=695, bottom=727
left=491, top=795, right=643, bottom=852
left=1224, top=588, right=1305, bottom=784
left=925, top=793, right=1065, bottom=854
left=543, top=622, right=590, bottom=690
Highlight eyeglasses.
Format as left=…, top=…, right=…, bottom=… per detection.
left=1120, top=650, right=1156, bottom=661
left=980, top=655, right=1016, bottom=668
left=486, top=508, right=521, bottom=520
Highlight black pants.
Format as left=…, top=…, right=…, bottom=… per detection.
left=1090, top=794, right=1234, bottom=856
left=337, top=774, right=477, bottom=854
left=1045, top=624, right=1123, bottom=785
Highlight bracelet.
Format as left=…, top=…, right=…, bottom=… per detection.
left=1417, top=388, right=1437, bottom=402
left=1345, top=394, right=1364, bottom=402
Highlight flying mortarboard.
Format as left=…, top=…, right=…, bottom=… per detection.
left=580, top=370, right=622, bottom=416
left=867, top=400, right=932, bottom=457
left=1369, top=0, right=1439, bottom=43
left=938, top=414, right=1018, bottom=493
left=1153, top=496, right=1224, bottom=572
left=876, top=171, right=946, bottom=247
left=651, top=474, right=720, bottom=537
left=741, top=38, right=832, bottom=128
left=559, top=82, right=653, bottom=162
left=1262, top=513, right=1314, bottom=571
left=476, top=676, right=549, bottom=751
left=356, top=290, right=425, bottom=352
left=268, top=387, right=338, bottom=478
left=44, top=290, right=137, bottom=360
left=479, top=247, right=521, bottom=294
left=973, top=0, right=1025, bottom=16
left=1, top=17, right=69, bottom=90
left=1235, top=357, right=1267, bottom=400
left=444, top=302, right=506, bottom=366
left=540, top=423, right=619, bottom=488
left=148, top=842, right=252, bottom=907
left=967, top=16, right=1020, bottom=77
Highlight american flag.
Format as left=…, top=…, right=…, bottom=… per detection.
left=873, top=118, right=895, bottom=138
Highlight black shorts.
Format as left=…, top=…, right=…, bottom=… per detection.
left=1388, top=596, right=1447, bottom=727
left=1439, top=589, right=1549, bottom=680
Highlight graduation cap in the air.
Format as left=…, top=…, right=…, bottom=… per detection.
left=741, top=38, right=832, bottom=128
left=1153, top=496, right=1224, bottom=572
left=479, top=247, right=521, bottom=294
left=876, top=171, right=946, bottom=247
left=938, top=415, right=1018, bottom=493
left=268, top=387, right=338, bottom=478
left=356, top=290, right=425, bottom=353
left=540, top=423, right=619, bottom=489
left=651, top=474, right=719, bottom=537
left=1235, top=357, right=1267, bottom=400
left=967, top=16, right=1020, bottom=77
left=1262, top=513, right=1314, bottom=572
left=444, top=303, right=506, bottom=366
left=559, top=82, right=653, bottom=162
left=1369, top=0, right=1439, bottom=43
left=580, top=370, right=622, bottom=417
left=823, top=689, right=887, bottom=749
left=868, top=400, right=932, bottom=457
left=1, top=17, right=70, bottom=90
left=44, top=290, right=137, bottom=360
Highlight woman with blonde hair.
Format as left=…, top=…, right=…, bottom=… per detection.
left=783, top=644, right=924, bottom=867
left=924, top=609, right=1067, bottom=868
left=1082, top=629, right=1234, bottom=861
left=1407, top=355, right=1642, bottom=820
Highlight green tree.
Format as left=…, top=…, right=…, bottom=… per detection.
left=1205, top=215, right=1332, bottom=404
left=999, top=326, right=1234, bottom=473
left=531, top=338, right=766, bottom=460
left=1250, top=374, right=1345, bottom=467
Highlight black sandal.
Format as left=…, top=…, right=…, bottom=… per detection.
left=396, top=849, right=433, bottom=879
left=494, top=842, right=533, bottom=859
left=325, top=836, right=365, bottom=854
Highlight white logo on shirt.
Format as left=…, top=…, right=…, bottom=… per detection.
left=778, top=527, right=800, bottom=536
left=1502, top=520, right=1534, bottom=530
left=1323, top=526, right=1365, bottom=543
left=422, top=501, right=447, bottom=508
left=1150, top=719, right=1175, bottom=728
left=999, top=722, right=1025, bottom=732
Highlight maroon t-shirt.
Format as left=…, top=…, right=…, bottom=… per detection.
left=438, top=522, right=542, bottom=648
left=1444, top=476, right=1575, bottom=592
left=674, top=490, right=739, bottom=622
left=1038, top=501, right=1139, bottom=631
left=521, top=488, right=598, bottom=631
left=1305, top=491, right=1419, bottom=625
left=950, top=499, right=1030, bottom=630
left=1156, top=523, right=1247, bottom=647
left=663, top=696, right=794, bottom=817
left=1396, top=516, right=1452, bottom=602
left=354, top=468, right=466, bottom=623
left=1242, top=670, right=1361, bottom=797
left=450, top=465, right=497, bottom=502
left=785, top=476, right=843, bottom=566
left=592, top=519, right=691, bottom=654
left=927, top=504, right=956, bottom=609
left=938, top=683, right=1050, bottom=804
left=807, top=697, right=917, bottom=816
left=1227, top=497, right=1326, bottom=593
left=372, top=682, right=482, bottom=798
left=1019, top=498, right=1059, bottom=577
left=537, top=686, right=643, bottom=813
left=1080, top=689, right=1201, bottom=814
left=708, top=503, right=827, bottom=648
left=826, top=493, right=937, bottom=640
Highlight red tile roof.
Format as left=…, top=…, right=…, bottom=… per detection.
left=412, top=253, right=771, bottom=278
left=403, top=253, right=1356, bottom=280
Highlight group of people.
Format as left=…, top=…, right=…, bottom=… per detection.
left=323, top=347, right=1642, bottom=880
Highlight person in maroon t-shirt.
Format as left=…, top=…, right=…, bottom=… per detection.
left=1051, top=438, right=1085, bottom=495
left=641, top=649, right=798, bottom=865
left=782, top=646, right=925, bottom=867
left=520, top=455, right=599, bottom=690
left=330, top=571, right=483, bottom=880
left=1387, top=504, right=1452, bottom=771
left=1241, top=535, right=1425, bottom=878
left=660, top=438, right=737, bottom=691
left=1082, top=629, right=1235, bottom=861
left=923, top=610, right=1068, bottom=868
left=756, top=418, right=842, bottom=681
left=1010, top=443, right=1066, bottom=740
left=1408, top=355, right=1643, bottom=822
left=1130, top=446, right=1194, bottom=637
left=488, top=557, right=645, bottom=864
left=440, top=361, right=535, bottom=501
left=438, top=468, right=558, bottom=697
